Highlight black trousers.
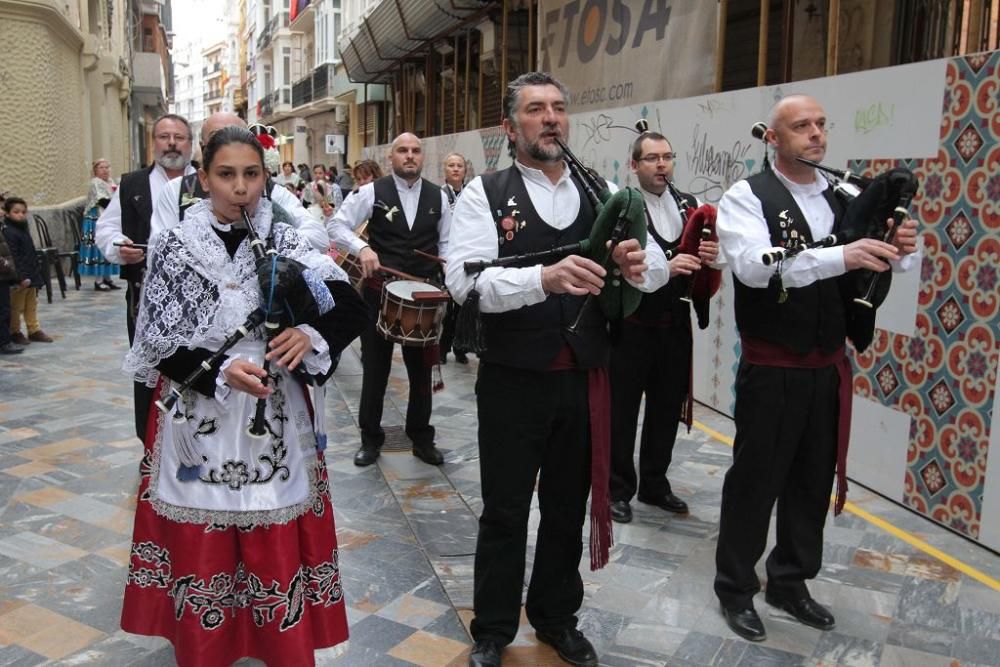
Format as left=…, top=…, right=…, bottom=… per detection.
left=126, top=282, right=154, bottom=441
left=471, top=363, right=592, bottom=646
left=438, top=299, right=465, bottom=355
left=714, top=360, right=839, bottom=610
left=609, top=319, right=692, bottom=502
left=358, top=285, right=434, bottom=449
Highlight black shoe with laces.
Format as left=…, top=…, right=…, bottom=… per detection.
left=721, top=605, right=767, bottom=642
left=95, top=281, right=111, bottom=291
left=103, top=279, right=122, bottom=290
left=468, top=639, right=502, bottom=667
left=412, top=443, right=444, bottom=466
left=535, top=627, right=598, bottom=666
left=610, top=500, right=632, bottom=523
left=353, top=443, right=381, bottom=467
left=764, top=591, right=836, bottom=631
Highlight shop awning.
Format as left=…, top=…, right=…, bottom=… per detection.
left=341, top=0, right=493, bottom=84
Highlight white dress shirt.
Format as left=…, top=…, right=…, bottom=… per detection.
left=148, top=176, right=331, bottom=253
left=641, top=187, right=687, bottom=243
left=327, top=174, right=452, bottom=258
left=445, top=161, right=669, bottom=313
left=95, top=164, right=196, bottom=264
left=716, top=167, right=918, bottom=288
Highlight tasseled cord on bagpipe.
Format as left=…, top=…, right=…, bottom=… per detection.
left=453, top=275, right=486, bottom=355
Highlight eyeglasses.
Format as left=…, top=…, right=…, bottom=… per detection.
left=154, top=133, right=191, bottom=143
left=639, top=153, right=676, bottom=164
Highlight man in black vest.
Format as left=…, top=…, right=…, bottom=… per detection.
left=713, top=95, right=919, bottom=642
left=95, top=113, right=195, bottom=439
left=330, top=132, right=451, bottom=467
left=609, top=131, right=716, bottom=524
left=445, top=72, right=668, bottom=667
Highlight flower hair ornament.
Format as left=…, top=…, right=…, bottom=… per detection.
left=249, top=124, right=281, bottom=175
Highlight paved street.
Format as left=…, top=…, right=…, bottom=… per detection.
left=1, top=287, right=998, bottom=666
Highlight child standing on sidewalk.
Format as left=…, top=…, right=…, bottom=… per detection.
left=0, top=208, right=24, bottom=354
left=2, top=197, right=54, bottom=345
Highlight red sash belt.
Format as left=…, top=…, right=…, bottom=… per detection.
left=549, top=345, right=612, bottom=569
left=740, top=337, right=853, bottom=515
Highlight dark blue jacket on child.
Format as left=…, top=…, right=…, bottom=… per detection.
left=1, top=219, right=44, bottom=286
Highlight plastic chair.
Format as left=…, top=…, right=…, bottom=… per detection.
left=32, top=214, right=69, bottom=303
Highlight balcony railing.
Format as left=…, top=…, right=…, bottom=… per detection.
left=259, top=87, right=291, bottom=119
left=258, top=21, right=273, bottom=51
left=292, top=76, right=313, bottom=107
left=290, top=63, right=337, bottom=110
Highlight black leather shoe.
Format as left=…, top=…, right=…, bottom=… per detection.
left=610, top=500, right=632, bottom=523
left=412, top=444, right=444, bottom=466
left=353, top=444, right=380, bottom=467
left=454, top=351, right=469, bottom=364
left=468, top=639, right=502, bottom=667
left=637, top=492, right=689, bottom=514
left=535, top=627, right=598, bottom=666
left=721, top=605, right=766, bottom=642
left=765, top=592, right=836, bottom=631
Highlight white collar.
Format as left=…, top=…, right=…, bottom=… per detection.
left=392, top=173, right=422, bottom=191
left=515, top=160, right=570, bottom=187
left=773, top=166, right=828, bottom=196
left=639, top=185, right=672, bottom=205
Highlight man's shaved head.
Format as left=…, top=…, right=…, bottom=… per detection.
left=201, top=112, right=247, bottom=146
left=390, top=132, right=422, bottom=152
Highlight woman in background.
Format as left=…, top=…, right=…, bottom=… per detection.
left=81, top=159, right=121, bottom=291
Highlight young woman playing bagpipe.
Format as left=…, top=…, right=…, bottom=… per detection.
left=120, top=126, right=369, bottom=667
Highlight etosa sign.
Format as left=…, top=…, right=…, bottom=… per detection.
left=540, top=0, right=673, bottom=68
left=537, top=0, right=717, bottom=111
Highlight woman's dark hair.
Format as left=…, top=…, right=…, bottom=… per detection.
left=282, top=161, right=294, bottom=170
left=202, top=126, right=265, bottom=171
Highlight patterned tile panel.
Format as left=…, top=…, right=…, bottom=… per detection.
left=849, top=51, right=1000, bottom=540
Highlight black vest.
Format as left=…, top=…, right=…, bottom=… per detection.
left=368, top=176, right=441, bottom=278
left=478, top=167, right=609, bottom=370
left=117, top=166, right=154, bottom=283
left=733, top=170, right=846, bottom=354
left=632, top=190, right=698, bottom=325
left=178, top=173, right=207, bottom=221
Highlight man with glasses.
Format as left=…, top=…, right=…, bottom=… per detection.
left=608, top=130, right=719, bottom=525
left=95, top=113, right=196, bottom=440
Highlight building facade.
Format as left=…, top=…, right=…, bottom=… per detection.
left=246, top=0, right=388, bottom=170
left=170, top=37, right=206, bottom=141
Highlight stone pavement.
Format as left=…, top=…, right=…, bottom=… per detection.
left=1, top=287, right=998, bottom=666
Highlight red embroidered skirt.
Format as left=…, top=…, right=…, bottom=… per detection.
left=121, top=388, right=348, bottom=667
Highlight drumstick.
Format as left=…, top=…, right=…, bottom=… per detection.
left=412, top=248, right=446, bottom=264
left=379, top=265, right=436, bottom=284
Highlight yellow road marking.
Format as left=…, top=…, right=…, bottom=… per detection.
left=691, top=420, right=1000, bottom=592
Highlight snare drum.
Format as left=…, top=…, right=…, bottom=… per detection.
left=376, top=279, right=450, bottom=347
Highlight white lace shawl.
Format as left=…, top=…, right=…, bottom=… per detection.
left=85, top=177, right=116, bottom=211
left=123, top=198, right=345, bottom=386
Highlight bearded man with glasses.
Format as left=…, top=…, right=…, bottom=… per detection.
left=96, top=113, right=196, bottom=441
